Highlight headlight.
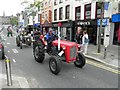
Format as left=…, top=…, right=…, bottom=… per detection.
left=62, top=46, right=66, bottom=50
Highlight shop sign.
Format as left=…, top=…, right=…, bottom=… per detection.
left=77, top=21, right=91, bottom=25
left=97, top=19, right=109, bottom=26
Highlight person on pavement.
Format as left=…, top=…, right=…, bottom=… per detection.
left=75, top=27, right=83, bottom=44
left=7, top=26, right=13, bottom=37
left=82, top=31, right=89, bottom=55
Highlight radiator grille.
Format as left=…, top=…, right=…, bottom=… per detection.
left=70, top=46, right=77, bottom=58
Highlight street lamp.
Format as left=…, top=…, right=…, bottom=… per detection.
left=97, top=2, right=104, bottom=53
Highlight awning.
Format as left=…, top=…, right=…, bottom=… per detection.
left=112, top=13, right=120, bottom=22
left=33, top=23, right=40, bottom=28
left=41, top=20, right=52, bottom=27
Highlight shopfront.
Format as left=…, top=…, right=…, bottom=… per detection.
left=112, top=13, right=120, bottom=45
left=52, top=20, right=75, bottom=41
left=75, top=19, right=97, bottom=44
left=41, top=20, right=52, bottom=34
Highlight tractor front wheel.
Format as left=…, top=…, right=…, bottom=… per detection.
left=74, top=53, right=86, bottom=68
left=49, top=56, right=61, bottom=75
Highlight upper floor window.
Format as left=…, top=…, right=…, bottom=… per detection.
left=96, top=2, right=103, bottom=18
left=75, top=6, right=81, bottom=20
left=59, top=0, right=63, bottom=3
left=85, top=4, right=91, bottom=19
left=54, top=0, right=57, bottom=5
left=54, top=9, right=57, bottom=21
left=118, top=2, right=120, bottom=13
left=59, top=7, right=63, bottom=20
left=65, top=5, right=70, bottom=19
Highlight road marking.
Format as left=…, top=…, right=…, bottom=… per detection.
left=86, top=60, right=120, bottom=74
left=7, top=42, right=10, bottom=45
left=12, top=59, right=16, bottom=62
left=12, top=49, right=19, bottom=53
left=8, top=51, right=10, bottom=53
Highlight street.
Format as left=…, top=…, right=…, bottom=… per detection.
left=0, top=29, right=119, bottom=88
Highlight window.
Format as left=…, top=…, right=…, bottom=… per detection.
left=59, top=0, right=63, bottom=3
left=65, top=5, right=70, bottom=19
left=54, top=0, right=57, bottom=5
left=118, top=2, right=120, bottom=13
left=38, top=14, right=40, bottom=22
left=59, top=7, right=63, bottom=20
left=75, top=6, right=81, bottom=20
left=96, top=2, right=103, bottom=18
left=54, top=9, right=57, bottom=21
left=85, top=4, right=91, bottom=19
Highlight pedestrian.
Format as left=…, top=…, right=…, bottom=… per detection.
left=75, top=27, right=83, bottom=44
left=7, top=26, right=13, bottom=37
left=82, top=31, right=89, bottom=55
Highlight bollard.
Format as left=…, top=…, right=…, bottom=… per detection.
left=5, top=56, right=12, bottom=86
left=104, top=45, right=107, bottom=59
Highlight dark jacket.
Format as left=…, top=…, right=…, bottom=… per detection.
left=75, top=33, right=83, bottom=44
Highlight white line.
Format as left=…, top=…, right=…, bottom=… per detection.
left=7, top=42, right=10, bottom=45
left=8, top=51, right=10, bottom=53
left=12, top=59, right=16, bottom=62
left=12, top=49, right=19, bottom=53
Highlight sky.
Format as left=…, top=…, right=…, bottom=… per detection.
left=0, top=0, right=26, bottom=16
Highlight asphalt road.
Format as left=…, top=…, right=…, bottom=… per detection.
left=0, top=29, right=119, bottom=88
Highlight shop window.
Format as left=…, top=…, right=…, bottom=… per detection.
left=54, top=9, right=57, bottom=21
left=59, top=7, right=63, bottom=20
left=65, top=5, right=70, bottom=19
left=85, top=4, right=91, bottom=19
left=75, top=6, right=81, bottom=20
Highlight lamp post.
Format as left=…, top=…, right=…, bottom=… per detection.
left=97, top=2, right=104, bottom=53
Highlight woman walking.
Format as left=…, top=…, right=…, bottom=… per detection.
left=82, top=31, right=89, bottom=55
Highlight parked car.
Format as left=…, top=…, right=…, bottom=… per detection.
left=0, top=34, right=5, bottom=60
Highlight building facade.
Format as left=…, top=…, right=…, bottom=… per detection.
left=40, top=0, right=52, bottom=34
left=52, top=0, right=120, bottom=45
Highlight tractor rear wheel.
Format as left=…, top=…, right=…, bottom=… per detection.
left=20, top=41, right=22, bottom=49
left=74, top=53, right=86, bottom=68
left=33, top=41, right=45, bottom=63
left=49, top=56, right=61, bottom=75
left=16, top=37, right=20, bottom=47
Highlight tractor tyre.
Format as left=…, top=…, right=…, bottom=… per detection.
left=16, top=37, right=20, bottom=47
left=74, top=52, right=86, bottom=68
left=33, top=41, right=45, bottom=63
left=2, top=48, right=5, bottom=60
left=49, top=56, right=61, bottom=75
left=20, top=41, right=22, bottom=49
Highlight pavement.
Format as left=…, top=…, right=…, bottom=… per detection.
left=84, top=44, right=119, bottom=68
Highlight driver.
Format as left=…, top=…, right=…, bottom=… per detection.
left=46, top=29, right=55, bottom=52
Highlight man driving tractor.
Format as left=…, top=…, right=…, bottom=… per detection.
left=46, top=29, right=56, bottom=52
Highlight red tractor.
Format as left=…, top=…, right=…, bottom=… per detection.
left=33, top=35, right=86, bottom=75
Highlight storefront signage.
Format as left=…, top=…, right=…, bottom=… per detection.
left=97, top=19, right=109, bottom=26
left=112, top=13, right=120, bottom=22
left=77, top=21, right=91, bottom=25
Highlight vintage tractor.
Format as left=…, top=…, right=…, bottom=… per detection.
left=16, top=29, right=32, bottom=49
left=33, top=34, right=86, bottom=75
